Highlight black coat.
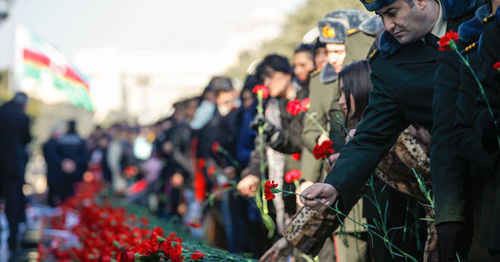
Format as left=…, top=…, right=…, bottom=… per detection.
left=56, top=131, right=87, bottom=181
left=0, top=101, right=31, bottom=183
left=43, top=138, right=61, bottom=187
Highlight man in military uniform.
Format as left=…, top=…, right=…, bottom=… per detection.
left=475, top=3, right=500, bottom=257
left=300, top=0, right=478, bottom=260
left=443, top=1, right=500, bottom=260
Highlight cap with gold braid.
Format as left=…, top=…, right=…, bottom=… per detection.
left=318, top=9, right=369, bottom=44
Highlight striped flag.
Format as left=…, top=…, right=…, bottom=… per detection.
left=15, top=25, right=94, bottom=111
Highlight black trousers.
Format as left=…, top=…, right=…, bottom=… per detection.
left=1, top=180, right=25, bottom=250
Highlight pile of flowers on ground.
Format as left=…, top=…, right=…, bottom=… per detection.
left=39, top=181, right=206, bottom=262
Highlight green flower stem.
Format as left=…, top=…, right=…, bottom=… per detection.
left=216, top=147, right=241, bottom=169
left=255, top=92, right=276, bottom=238
left=412, top=169, right=434, bottom=208
left=305, top=112, right=329, bottom=137
left=335, top=114, right=352, bottom=140
left=451, top=41, right=500, bottom=148
left=293, top=180, right=300, bottom=191
left=273, top=188, right=418, bottom=262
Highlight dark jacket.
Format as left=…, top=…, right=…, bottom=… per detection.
left=0, top=101, right=31, bottom=183
left=43, top=138, right=61, bottom=187
left=56, top=131, right=87, bottom=181
left=235, top=104, right=257, bottom=168
left=247, top=97, right=303, bottom=178
left=324, top=11, right=474, bottom=224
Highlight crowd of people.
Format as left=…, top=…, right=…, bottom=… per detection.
left=1, top=0, right=500, bottom=261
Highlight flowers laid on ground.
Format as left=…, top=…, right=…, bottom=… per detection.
left=312, top=139, right=335, bottom=160
left=43, top=181, right=208, bottom=262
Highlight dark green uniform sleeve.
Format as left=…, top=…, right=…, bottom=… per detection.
left=477, top=19, right=500, bottom=153
left=324, top=73, right=408, bottom=209
left=431, top=51, right=468, bottom=224
left=455, top=49, right=497, bottom=171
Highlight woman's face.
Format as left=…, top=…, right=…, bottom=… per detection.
left=294, top=52, right=315, bottom=81
left=338, top=78, right=356, bottom=118
left=314, top=47, right=328, bottom=70
left=264, top=69, right=291, bottom=98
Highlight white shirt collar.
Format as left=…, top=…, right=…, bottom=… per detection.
left=431, top=0, right=447, bottom=38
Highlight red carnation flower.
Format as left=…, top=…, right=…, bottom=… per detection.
left=301, top=98, right=310, bottom=112
left=121, top=249, right=137, bottom=261
left=291, top=153, right=301, bottom=161
left=207, top=166, right=216, bottom=177
left=212, top=142, right=220, bottom=154
left=286, top=99, right=302, bottom=115
left=140, top=216, right=149, bottom=226
left=494, top=61, right=500, bottom=72
left=312, top=139, right=335, bottom=159
left=285, top=169, right=302, bottom=183
left=438, top=30, right=459, bottom=51
left=197, top=158, right=206, bottom=169
left=252, top=85, right=270, bottom=99
left=188, top=222, right=202, bottom=228
left=264, top=180, right=278, bottom=200
left=191, top=251, right=206, bottom=260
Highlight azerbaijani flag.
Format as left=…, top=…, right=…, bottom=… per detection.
left=15, top=25, right=94, bottom=111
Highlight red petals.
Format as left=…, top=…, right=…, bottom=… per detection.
left=301, top=98, right=310, bottom=111
left=207, top=166, right=216, bottom=177
left=438, top=30, right=459, bottom=51
left=291, top=153, right=301, bottom=161
left=494, top=61, right=500, bottom=71
left=264, top=180, right=278, bottom=200
left=252, top=85, right=270, bottom=99
left=287, top=98, right=310, bottom=115
left=285, top=169, right=302, bottom=183
left=212, top=142, right=220, bottom=154
left=117, top=249, right=135, bottom=262
left=188, top=222, right=202, bottom=228
left=312, top=139, right=335, bottom=159
left=286, top=99, right=302, bottom=115
left=191, top=251, right=206, bottom=260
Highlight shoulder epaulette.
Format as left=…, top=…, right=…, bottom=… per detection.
left=310, top=68, right=321, bottom=76
left=483, top=14, right=495, bottom=24
left=368, top=49, right=379, bottom=62
left=347, top=28, right=359, bottom=36
left=461, top=41, right=478, bottom=54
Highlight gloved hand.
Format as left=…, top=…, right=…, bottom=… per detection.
left=249, top=114, right=277, bottom=138
left=477, top=109, right=500, bottom=153
left=436, top=222, right=472, bottom=261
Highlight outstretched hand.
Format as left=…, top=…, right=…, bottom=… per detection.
left=299, top=183, right=339, bottom=213
left=259, top=237, right=292, bottom=262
